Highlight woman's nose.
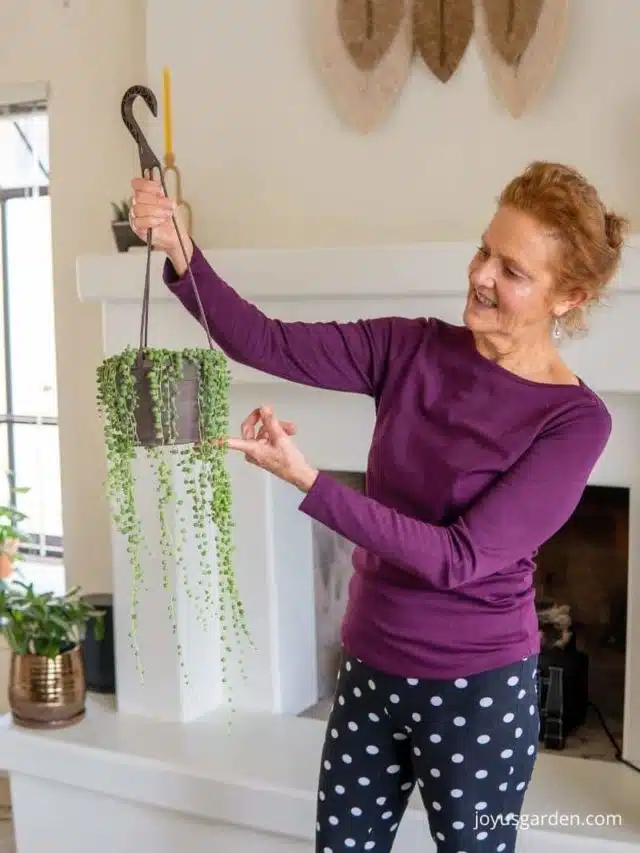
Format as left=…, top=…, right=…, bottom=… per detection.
left=471, top=262, right=497, bottom=289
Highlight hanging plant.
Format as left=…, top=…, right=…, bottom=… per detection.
left=96, top=346, right=251, bottom=687
left=95, top=84, right=253, bottom=697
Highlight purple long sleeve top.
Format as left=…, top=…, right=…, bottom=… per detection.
left=164, top=244, right=612, bottom=679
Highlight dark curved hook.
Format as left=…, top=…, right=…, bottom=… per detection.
left=121, top=85, right=162, bottom=175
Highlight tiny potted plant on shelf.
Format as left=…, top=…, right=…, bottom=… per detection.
left=0, top=580, right=105, bottom=729
left=110, top=199, right=145, bottom=253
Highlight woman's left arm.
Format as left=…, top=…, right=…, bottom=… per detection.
left=298, top=400, right=612, bottom=590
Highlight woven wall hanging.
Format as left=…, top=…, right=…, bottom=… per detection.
left=475, top=0, right=569, bottom=117
left=310, top=0, right=413, bottom=132
left=413, top=0, right=474, bottom=83
left=337, top=0, right=406, bottom=71
left=481, top=0, right=544, bottom=66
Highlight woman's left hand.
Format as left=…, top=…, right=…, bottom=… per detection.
left=225, top=405, right=319, bottom=493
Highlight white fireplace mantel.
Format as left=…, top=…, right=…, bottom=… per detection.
left=3, top=238, right=640, bottom=853
left=76, top=237, right=640, bottom=392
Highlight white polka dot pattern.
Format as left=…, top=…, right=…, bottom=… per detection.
left=315, top=654, right=539, bottom=853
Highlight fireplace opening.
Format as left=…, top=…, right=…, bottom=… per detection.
left=301, top=475, right=629, bottom=765
left=535, top=484, right=628, bottom=762
left=303, top=469, right=365, bottom=721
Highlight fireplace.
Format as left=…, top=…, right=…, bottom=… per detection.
left=311, top=469, right=365, bottom=708
left=303, top=473, right=630, bottom=765
left=76, top=239, right=640, bottom=775
left=535, top=484, right=628, bottom=762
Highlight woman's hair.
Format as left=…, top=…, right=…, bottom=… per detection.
left=498, top=161, right=629, bottom=335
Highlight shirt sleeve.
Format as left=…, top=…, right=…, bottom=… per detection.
left=298, top=399, right=612, bottom=589
left=163, top=243, right=407, bottom=396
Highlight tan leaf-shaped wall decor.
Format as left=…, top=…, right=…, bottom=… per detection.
left=475, top=0, right=568, bottom=118
left=482, top=0, right=544, bottom=66
left=413, top=0, right=474, bottom=83
left=337, top=0, right=406, bottom=72
left=309, top=0, right=414, bottom=133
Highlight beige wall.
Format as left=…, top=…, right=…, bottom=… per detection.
left=146, top=0, right=639, bottom=248
left=0, top=0, right=146, bottom=593
left=2, top=0, right=640, bottom=598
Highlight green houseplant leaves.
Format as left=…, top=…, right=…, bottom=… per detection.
left=0, top=579, right=104, bottom=658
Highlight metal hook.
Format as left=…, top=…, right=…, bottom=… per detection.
left=121, top=85, right=162, bottom=176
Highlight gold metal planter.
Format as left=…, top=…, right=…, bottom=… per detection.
left=8, top=645, right=86, bottom=729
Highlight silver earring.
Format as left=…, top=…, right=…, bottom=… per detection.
left=552, top=318, right=561, bottom=340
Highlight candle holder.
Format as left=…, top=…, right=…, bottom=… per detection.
left=163, top=152, right=193, bottom=237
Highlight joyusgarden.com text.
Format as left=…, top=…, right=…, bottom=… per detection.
left=474, top=810, right=623, bottom=831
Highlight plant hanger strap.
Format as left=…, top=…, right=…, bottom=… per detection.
left=120, top=85, right=215, bottom=353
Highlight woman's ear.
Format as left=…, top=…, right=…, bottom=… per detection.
left=554, top=287, right=588, bottom=319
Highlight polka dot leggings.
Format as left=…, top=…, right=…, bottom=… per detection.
left=315, top=654, right=540, bottom=853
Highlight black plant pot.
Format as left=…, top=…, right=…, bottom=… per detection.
left=111, top=221, right=145, bottom=253
left=132, top=355, right=202, bottom=447
left=80, top=593, right=115, bottom=694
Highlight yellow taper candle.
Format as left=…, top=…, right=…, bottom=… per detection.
left=162, top=67, right=173, bottom=161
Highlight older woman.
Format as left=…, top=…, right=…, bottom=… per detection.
left=130, top=161, right=626, bottom=853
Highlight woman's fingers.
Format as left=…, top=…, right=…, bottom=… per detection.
left=241, top=407, right=296, bottom=444
left=130, top=197, right=174, bottom=232
left=256, top=420, right=296, bottom=442
left=131, top=214, right=170, bottom=232
left=241, top=408, right=263, bottom=440
left=131, top=176, right=165, bottom=196
left=131, top=191, right=174, bottom=210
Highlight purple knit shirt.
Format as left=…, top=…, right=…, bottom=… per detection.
left=164, top=245, right=612, bottom=680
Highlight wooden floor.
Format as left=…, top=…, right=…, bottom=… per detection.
left=0, top=778, right=14, bottom=853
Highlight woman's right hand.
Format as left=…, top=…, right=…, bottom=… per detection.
left=130, top=176, right=192, bottom=267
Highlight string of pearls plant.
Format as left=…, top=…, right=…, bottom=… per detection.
left=96, top=345, right=251, bottom=700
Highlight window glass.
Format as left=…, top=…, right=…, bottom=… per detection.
left=5, top=194, right=57, bottom=417
left=0, top=112, right=49, bottom=189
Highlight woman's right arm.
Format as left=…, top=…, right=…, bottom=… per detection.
left=164, top=240, right=400, bottom=397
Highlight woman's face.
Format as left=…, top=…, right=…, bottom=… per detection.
left=463, top=205, right=575, bottom=343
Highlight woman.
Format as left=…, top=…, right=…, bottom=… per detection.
left=130, top=161, right=626, bottom=853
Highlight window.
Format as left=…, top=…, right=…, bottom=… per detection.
left=0, top=101, right=62, bottom=561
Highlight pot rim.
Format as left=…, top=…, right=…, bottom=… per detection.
left=10, top=644, right=81, bottom=661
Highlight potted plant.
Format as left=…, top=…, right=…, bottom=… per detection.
left=110, top=199, right=145, bottom=253
left=0, top=580, right=105, bottom=729
left=96, top=344, right=251, bottom=685
left=0, top=494, right=30, bottom=580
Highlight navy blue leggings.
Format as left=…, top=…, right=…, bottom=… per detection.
left=315, top=654, right=540, bottom=853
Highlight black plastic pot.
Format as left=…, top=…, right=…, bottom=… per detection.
left=132, top=355, right=202, bottom=446
left=111, top=221, right=145, bottom=253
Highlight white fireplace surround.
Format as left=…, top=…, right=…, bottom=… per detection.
left=2, top=237, right=640, bottom=853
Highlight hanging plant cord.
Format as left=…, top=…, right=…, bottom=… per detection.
left=96, top=86, right=253, bottom=708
